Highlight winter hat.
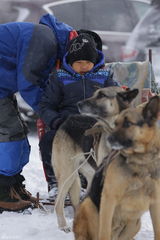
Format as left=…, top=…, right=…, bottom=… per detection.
left=77, top=29, right=102, bottom=51
left=66, top=33, right=98, bottom=65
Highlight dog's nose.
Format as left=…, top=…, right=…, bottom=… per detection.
left=108, top=135, right=115, bottom=145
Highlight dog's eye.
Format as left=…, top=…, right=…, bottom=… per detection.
left=97, top=92, right=106, bottom=99
left=137, top=120, right=144, bottom=127
left=123, top=120, right=133, bottom=128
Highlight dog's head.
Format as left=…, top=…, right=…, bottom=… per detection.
left=108, top=96, right=160, bottom=154
left=77, top=87, right=139, bottom=123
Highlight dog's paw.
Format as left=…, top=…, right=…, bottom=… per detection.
left=60, top=225, right=72, bottom=233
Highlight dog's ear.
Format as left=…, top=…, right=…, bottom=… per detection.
left=117, top=88, right=139, bottom=110
left=117, top=88, right=139, bottom=103
left=143, top=96, right=160, bottom=125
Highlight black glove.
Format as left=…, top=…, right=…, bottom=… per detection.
left=51, top=118, right=64, bottom=130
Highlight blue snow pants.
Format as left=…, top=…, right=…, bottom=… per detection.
left=0, top=96, right=30, bottom=176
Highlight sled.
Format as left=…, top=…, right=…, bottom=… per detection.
left=37, top=198, right=72, bottom=213
left=105, top=59, right=157, bottom=105
left=39, top=198, right=72, bottom=207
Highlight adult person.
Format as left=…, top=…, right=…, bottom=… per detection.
left=39, top=33, right=119, bottom=200
left=0, top=14, right=74, bottom=212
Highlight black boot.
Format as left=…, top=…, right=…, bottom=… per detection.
left=39, top=129, right=57, bottom=194
left=42, top=162, right=58, bottom=200
left=0, top=175, right=31, bottom=212
left=14, top=173, right=37, bottom=204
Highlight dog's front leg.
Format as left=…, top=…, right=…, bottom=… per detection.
left=80, top=162, right=95, bottom=192
left=118, top=219, right=141, bottom=240
left=150, top=204, right=160, bottom=239
left=149, top=186, right=160, bottom=240
left=98, top=191, right=116, bottom=240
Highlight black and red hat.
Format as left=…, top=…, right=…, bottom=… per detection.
left=66, top=33, right=98, bottom=65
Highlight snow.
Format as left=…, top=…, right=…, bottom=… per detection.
left=0, top=132, right=154, bottom=240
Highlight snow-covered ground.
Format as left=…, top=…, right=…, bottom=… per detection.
left=0, top=133, right=154, bottom=240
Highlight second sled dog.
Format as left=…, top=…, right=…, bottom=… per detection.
left=52, top=86, right=138, bottom=231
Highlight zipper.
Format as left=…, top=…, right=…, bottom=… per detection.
left=82, top=75, right=86, bottom=100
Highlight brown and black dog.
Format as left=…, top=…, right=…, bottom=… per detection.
left=52, top=86, right=138, bottom=232
left=73, top=96, right=160, bottom=240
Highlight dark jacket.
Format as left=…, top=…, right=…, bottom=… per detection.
left=39, top=50, right=119, bottom=128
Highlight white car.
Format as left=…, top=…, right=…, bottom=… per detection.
left=121, top=5, right=160, bottom=86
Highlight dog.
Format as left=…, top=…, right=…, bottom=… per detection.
left=73, top=95, right=160, bottom=240
left=52, top=86, right=139, bottom=232
left=77, top=86, right=139, bottom=166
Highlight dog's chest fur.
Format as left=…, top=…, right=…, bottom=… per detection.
left=111, top=152, right=160, bottom=221
left=89, top=149, right=160, bottom=212
left=121, top=150, right=160, bottom=179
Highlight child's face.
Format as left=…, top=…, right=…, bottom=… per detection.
left=71, top=60, right=94, bottom=75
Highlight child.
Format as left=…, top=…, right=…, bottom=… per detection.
left=39, top=33, right=118, bottom=199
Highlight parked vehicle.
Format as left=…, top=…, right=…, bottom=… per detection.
left=1, top=0, right=151, bottom=62
left=121, top=6, right=160, bottom=60
left=121, top=5, right=160, bottom=85
left=0, top=0, right=151, bottom=125
left=44, top=0, right=151, bottom=62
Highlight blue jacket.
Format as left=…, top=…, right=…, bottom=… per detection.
left=0, top=14, right=73, bottom=112
left=39, top=51, right=118, bottom=128
left=0, top=14, right=73, bottom=176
